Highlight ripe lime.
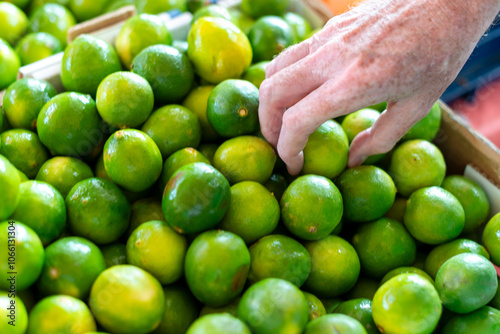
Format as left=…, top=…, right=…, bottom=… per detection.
left=482, top=213, right=500, bottom=265
left=0, top=2, right=28, bottom=46
left=0, top=291, right=27, bottom=334
left=182, top=85, right=221, bottom=142
left=68, top=0, right=109, bottom=22
left=304, top=292, right=326, bottom=321
left=126, top=197, right=165, bottom=237
left=248, top=16, right=294, bottom=62
left=0, top=38, right=20, bottom=90
left=341, top=108, right=380, bottom=143
left=442, top=306, right=500, bottom=334
left=187, top=314, right=251, bottom=334
left=403, top=102, right=441, bottom=141
left=383, top=196, right=407, bottom=222
left=29, top=4, right=76, bottom=47
left=304, top=314, right=367, bottom=334
left=0, top=155, right=21, bottom=220
left=242, top=61, right=269, bottom=89
left=159, top=147, right=210, bottom=192
left=15, top=32, right=62, bottom=65
left=284, top=12, right=312, bottom=42
left=230, top=8, right=255, bottom=34
left=380, top=267, right=434, bottom=286
left=192, top=4, right=232, bottom=23
left=136, top=0, right=187, bottom=14
left=334, top=299, right=377, bottom=334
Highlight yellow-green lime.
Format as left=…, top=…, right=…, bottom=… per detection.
left=126, top=198, right=165, bottom=239
left=0, top=290, right=27, bottom=334
left=29, top=4, right=76, bottom=47
left=283, top=12, right=312, bottom=42
left=0, top=2, right=28, bottom=46
left=380, top=267, right=434, bottom=286
left=159, top=147, right=210, bottom=192
left=192, top=4, right=232, bottom=23
left=334, top=299, right=377, bottom=334
left=341, top=108, right=380, bottom=143
left=229, top=8, right=255, bottom=34
left=136, top=0, right=187, bottom=14
left=403, top=102, right=441, bottom=141
left=482, top=213, right=500, bottom=265
left=242, top=61, right=269, bottom=89
left=182, top=86, right=221, bottom=142
left=442, top=306, right=500, bottom=334
left=68, top=0, right=109, bottom=22
left=0, top=155, right=21, bottom=220
left=304, top=292, right=327, bottom=321
left=187, top=314, right=251, bottom=334
left=0, top=38, right=20, bottom=90
left=304, top=314, right=367, bottom=334
left=248, top=16, right=295, bottom=62
left=384, top=196, right=407, bottom=222
left=15, top=32, right=62, bottom=65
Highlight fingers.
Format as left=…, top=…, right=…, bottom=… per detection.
left=265, top=41, right=312, bottom=79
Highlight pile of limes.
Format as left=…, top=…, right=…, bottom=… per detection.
left=1, top=1, right=500, bottom=334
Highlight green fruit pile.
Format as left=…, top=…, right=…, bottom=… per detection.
left=1, top=1, right=499, bottom=334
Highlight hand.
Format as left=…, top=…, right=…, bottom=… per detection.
left=259, top=0, right=500, bottom=174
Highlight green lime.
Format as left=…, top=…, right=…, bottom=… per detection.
left=380, top=267, right=434, bottom=286
left=132, top=44, right=194, bottom=103
left=68, top=0, right=109, bottom=22
left=126, top=197, right=165, bottom=238
left=162, top=162, right=230, bottom=234
left=4, top=0, right=31, bottom=9
left=187, top=17, right=252, bottom=84
left=89, top=265, right=165, bottom=333
left=483, top=213, right=500, bottom=265
left=248, top=234, right=311, bottom=287
left=0, top=221, right=44, bottom=291
left=383, top=196, right=407, bottom=222
left=281, top=174, right=343, bottom=240
left=368, top=101, right=387, bottom=112
left=141, top=105, right=202, bottom=159
left=29, top=4, right=76, bottom=47
left=188, top=314, right=251, bottom=334
left=0, top=129, right=49, bottom=178
left=404, top=186, right=465, bottom=244
left=283, top=12, right=312, bottom=42
left=238, top=278, right=308, bottom=334
left=229, top=8, right=255, bottom=34
left=100, top=243, right=126, bottom=268
left=62, top=34, right=121, bottom=95
left=442, top=306, right=500, bottom=334
left=403, top=102, right=441, bottom=141
left=37, top=236, right=106, bottom=299
left=302, top=120, right=349, bottom=178
left=436, top=253, right=497, bottom=314
left=442, top=175, right=490, bottom=233
left=334, top=299, right=377, bottom=334
left=0, top=38, right=20, bottom=90
left=0, top=155, right=21, bottom=220
left=159, top=147, right=210, bottom=192
left=389, top=140, right=446, bottom=197
left=372, top=274, right=441, bottom=334
left=66, top=178, right=131, bottom=245
left=264, top=173, right=288, bottom=202
left=185, top=230, right=250, bottom=306
left=241, top=0, right=290, bottom=18
left=28, top=295, right=96, bottom=334
left=182, top=85, right=221, bottom=142
left=15, top=32, right=62, bottom=65
left=304, top=314, right=367, bottom=334
left=154, top=284, right=199, bottom=334
left=0, top=290, right=27, bottom=334
left=303, top=235, right=360, bottom=297
left=94, top=153, right=113, bottom=182
left=352, top=218, right=416, bottom=278
left=198, top=143, right=218, bottom=164
left=192, top=4, right=232, bottom=23
left=136, top=0, right=187, bottom=14
left=242, top=61, right=269, bottom=89
left=304, top=292, right=326, bottom=321
left=341, top=108, right=380, bottom=143
left=0, top=2, right=28, bottom=46
left=10, top=181, right=66, bottom=245
left=199, top=297, right=240, bottom=317
left=104, top=0, right=136, bottom=12
left=424, top=238, right=490, bottom=279
left=115, top=14, right=172, bottom=69
left=37, top=92, right=103, bottom=157
left=248, top=16, right=294, bottom=62
left=344, top=276, right=379, bottom=300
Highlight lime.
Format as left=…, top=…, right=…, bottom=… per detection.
left=213, top=136, right=276, bottom=184
left=37, top=92, right=103, bottom=157
left=372, top=274, right=441, bottom=334
left=229, top=8, right=255, bottom=34
left=137, top=0, right=187, bottom=14
left=29, top=4, right=76, bottom=47
left=37, top=236, right=106, bottom=299
left=93, top=153, right=112, bottom=182
left=66, top=178, right=131, bottom=245
left=436, top=253, right=497, bottom=314
left=334, top=299, right=377, bottom=334
left=0, top=221, right=44, bottom=291
left=0, top=155, right=21, bottom=220
left=192, top=5, right=232, bottom=23
left=241, top=0, right=290, bottom=18
left=2, top=78, right=57, bottom=131
left=198, top=143, right=218, bottom=164
left=304, top=292, right=326, bottom=321
left=303, top=235, right=360, bottom=297
left=10, top=181, right=66, bottom=245
left=185, top=230, right=250, bottom=306
left=483, top=213, right=500, bottom=265
left=154, top=284, right=199, bottom=334
left=15, top=32, right=62, bottom=65
left=403, top=102, right=441, bottom=141
left=132, top=45, right=194, bottom=103
left=0, top=38, right=20, bottom=90
left=344, top=276, right=379, bottom=300
left=283, top=12, right=312, bottom=42
left=404, top=186, right=465, bottom=244
left=200, top=297, right=240, bottom=317
left=4, top=0, right=31, bottom=9
left=248, top=16, right=295, bottom=62
left=442, top=306, right=500, bottom=334
left=61, top=34, right=122, bottom=95
left=389, top=140, right=446, bottom=197
left=368, top=101, right=387, bottom=112
left=104, top=0, right=136, bottom=12
left=0, top=129, right=49, bottom=178
left=380, top=267, right=434, bottom=286
left=383, top=196, right=407, bottom=222
left=352, top=218, right=416, bottom=278
left=100, top=243, right=126, bottom=268
left=187, top=17, right=252, bottom=84
left=68, top=0, right=109, bottom=22
left=127, top=197, right=165, bottom=237
left=242, top=61, right=269, bottom=89
left=304, top=314, right=367, bottom=334
left=248, top=234, right=311, bottom=287
left=302, top=120, right=349, bottom=178
left=321, top=298, right=343, bottom=313
left=182, top=85, right=221, bottom=142
left=264, top=173, right=288, bottom=202
left=188, top=314, right=251, bottom=334
left=238, top=278, right=309, bottom=334
left=0, top=2, right=28, bottom=46
left=218, top=181, right=280, bottom=244
left=159, top=147, right=210, bottom=191
left=0, top=291, right=27, bottom=334
left=89, top=265, right=165, bottom=334
left=27, top=295, right=96, bottom=334
left=341, top=108, right=380, bottom=143
left=424, top=238, right=490, bottom=279
left=281, top=174, right=343, bottom=240
left=162, top=162, right=230, bottom=234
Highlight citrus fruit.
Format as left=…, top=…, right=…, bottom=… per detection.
left=0, top=2, right=28, bottom=46
left=159, top=147, right=210, bottom=191
left=303, top=235, right=360, bottom=297
left=104, top=0, right=136, bottom=12
left=61, top=34, right=122, bottom=95
left=441, top=175, right=489, bottom=233
left=0, top=129, right=49, bottom=178
left=218, top=181, right=280, bottom=244
left=304, top=314, right=367, bottom=334
left=2, top=78, right=57, bottom=131
left=302, top=120, right=349, bottom=178
left=403, top=102, right=441, bottom=141
left=154, top=284, right=199, bottom=334
left=334, top=299, right=377, bottom=334
left=162, top=162, right=230, bottom=234
left=127, top=197, right=165, bottom=237
left=424, top=238, right=490, bottom=279
left=187, top=314, right=251, bottom=334
left=404, top=186, right=465, bottom=244
left=238, top=278, right=309, bottom=334
left=187, top=17, right=252, bottom=84
left=283, top=12, right=312, bottom=42
left=35, top=157, right=94, bottom=198
left=264, top=173, right=288, bottom=202
left=127, top=220, right=188, bottom=285
left=242, top=61, right=269, bottom=89
left=0, top=38, right=20, bottom=90
left=199, top=297, right=240, bottom=317
left=0, top=221, right=44, bottom=291
left=368, top=101, right=387, bottom=111
left=182, top=85, right=221, bottom=142
left=248, top=16, right=295, bottom=62
left=0, top=290, right=27, bottom=334
left=372, top=274, right=441, bottom=334
left=442, top=306, right=500, bottom=334
left=66, top=178, right=131, bottom=245
left=248, top=234, right=311, bottom=287
left=185, top=230, right=250, bottom=306
left=198, top=143, right=218, bottom=164
left=321, top=298, right=343, bottom=313
left=27, top=295, right=96, bottom=334
left=304, top=292, right=326, bottom=321
left=192, top=4, right=232, bottom=23
left=229, top=8, right=255, bottom=34
left=281, top=174, right=343, bottom=240
left=241, top=0, right=290, bottom=18
left=380, top=267, right=434, bottom=286
left=389, top=140, right=446, bottom=197
left=207, top=79, right=259, bottom=138
left=384, top=196, right=407, bottom=222
left=100, top=243, right=126, bottom=268
left=4, top=0, right=30, bottom=9
left=141, top=105, right=202, bottom=159
left=132, top=44, right=194, bottom=103
left=482, top=213, right=500, bottom=265
left=37, top=92, right=103, bottom=157
left=37, top=236, right=106, bottom=299
left=352, top=218, right=416, bottom=278
left=213, top=136, right=276, bottom=184
left=29, top=3, right=76, bottom=47
left=115, top=14, right=173, bottom=69
left=10, top=181, right=66, bottom=245
left=15, top=32, right=61, bottom=65
left=136, top=0, right=187, bottom=14
left=89, top=265, right=165, bottom=334
left=93, top=153, right=112, bottom=182
left=0, top=155, right=21, bottom=220
left=344, top=276, right=379, bottom=300
left=68, top=0, right=109, bottom=22
left=341, top=108, right=380, bottom=143
left=436, top=253, right=497, bottom=314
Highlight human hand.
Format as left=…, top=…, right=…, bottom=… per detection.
left=259, top=0, right=500, bottom=174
